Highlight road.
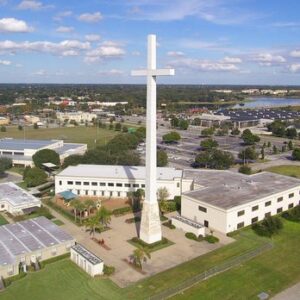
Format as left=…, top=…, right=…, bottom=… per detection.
left=272, top=282, right=300, bottom=300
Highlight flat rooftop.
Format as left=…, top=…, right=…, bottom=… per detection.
left=0, top=217, right=74, bottom=266
left=72, top=244, right=103, bottom=265
left=0, top=138, right=55, bottom=151
left=0, top=182, right=41, bottom=207
left=183, top=170, right=300, bottom=209
left=57, top=165, right=183, bottom=181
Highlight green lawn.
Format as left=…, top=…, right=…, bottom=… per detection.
left=52, top=219, right=64, bottom=226
left=0, top=126, right=118, bottom=149
left=1, top=221, right=300, bottom=300
left=0, top=214, right=9, bottom=225
left=265, top=165, right=300, bottom=178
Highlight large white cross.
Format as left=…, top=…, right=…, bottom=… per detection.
left=131, top=34, right=174, bottom=244
left=132, top=34, right=175, bottom=206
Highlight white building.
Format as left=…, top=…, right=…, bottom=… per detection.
left=0, top=138, right=87, bottom=167
left=0, top=182, right=41, bottom=215
left=0, top=217, right=75, bottom=278
left=56, top=111, right=97, bottom=123
left=180, top=170, right=300, bottom=234
left=55, top=165, right=193, bottom=199
left=70, top=244, right=103, bottom=277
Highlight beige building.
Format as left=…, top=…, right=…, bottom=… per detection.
left=0, top=217, right=75, bottom=279
left=0, top=117, right=9, bottom=125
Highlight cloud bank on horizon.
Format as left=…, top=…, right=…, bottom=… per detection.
left=0, top=0, right=300, bottom=85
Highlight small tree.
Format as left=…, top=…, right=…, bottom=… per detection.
left=241, top=129, right=260, bottom=145
left=157, top=187, right=170, bottom=202
left=200, top=138, right=219, bottom=151
left=252, top=216, right=283, bottom=237
left=33, top=123, right=39, bottom=129
left=32, top=149, right=60, bottom=169
left=273, top=145, right=278, bottom=154
left=292, top=148, right=300, bottom=160
left=238, top=147, right=258, bottom=161
left=231, top=128, right=240, bottom=135
left=115, top=122, right=122, bottom=131
left=0, top=126, right=6, bottom=132
left=267, top=141, right=271, bottom=148
left=18, top=125, right=23, bottom=131
left=261, top=147, right=265, bottom=160
left=24, top=167, right=47, bottom=187
left=288, top=140, right=294, bottom=151
left=162, top=131, right=181, bottom=143
left=97, top=207, right=112, bottom=228
left=0, top=157, right=12, bottom=175
left=131, top=247, right=151, bottom=269
left=157, top=150, right=168, bottom=167
left=179, top=119, right=189, bottom=130
left=84, top=215, right=103, bottom=237
left=84, top=199, right=96, bottom=215
left=201, top=127, right=215, bottom=137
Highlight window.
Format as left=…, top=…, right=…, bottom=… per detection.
left=237, top=210, right=245, bottom=217
left=277, top=207, right=283, bottom=213
left=288, top=203, right=294, bottom=209
left=101, top=191, right=104, bottom=196
left=67, top=181, right=73, bottom=185
left=265, top=212, right=271, bottom=218
left=133, top=184, right=139, bottom=188
left=265, top=201, right=271, bottom=207
left=141, top=184, right=145, bottom=188
left=91, top=182, right=97, bottom=186
left=289, top=193, right=294, bottom=198
left=198, top=206, right=207, bottom=213
left=116, top=183, right=122, bottom=187
left=100, top=182, right=106, bottom=186
left=237, top=222, right=244, bottom=229
left=125, top=183, right=131, bottom=188
left=83, top=182, right=89, bottom=186
left=59, top=180, right=62, bottom=185
left=108, top=183, right=114, bottom=187
left=85, top=190, right=88, bottom=196
left=93, top=191, right=96, bottom=196
left=110, top=191, right=113, bottom=197
left=177, top=183, right=180, bottom=188
left=252, top=205, right=259, bottom=211
left=117, top=192, right=121, bottom=197
left=251, top=217, right=258, bottom=224
left=77, top=190, right=80, bottom=195
left=75, top=181, right=81, bottom=186
left=204, top=220, right=209, bottom=227
left=277, top=197, right=283, bottom=202
left=1, top=204, right=5, bottom=209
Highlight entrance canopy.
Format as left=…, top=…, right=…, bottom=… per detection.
left=59, top=190, right=77, bottom=201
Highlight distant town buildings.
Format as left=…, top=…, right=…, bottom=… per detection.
left=56, top=111, right=97, bottom=123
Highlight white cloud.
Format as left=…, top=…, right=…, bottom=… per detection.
left=290, top=50, right=300, bottom=58
left=169, top=57, right=239, bottom=72
left=167, top=51, right=185, bottom=57
left=53, top=11, right=72, bottom=21
left=78, top=12, right=102, bottom=23
left=132, top=51, right=140, bottom=56
left=0, top=39, right=90, bottom=56
left=56, top=26, right=74, bottom=33
left=289, top=64, right=300, bottom=73
left=0, top=60, right=11, bottom=65
left=0, top=18, right=33, bottom=33
left=222, top=56, right=242, bottom=63
left=98, top=69, right=124, bottom=76
left=84, top=41, right=125, bottom=63
left=272, top=22, right=300, bottom=28
left=33, top=69, right=47, bottom=76
left=252, top=53, right=286, bottom=66
left=17, top=0, right=53, bottom=10
left=85, top=34, right=101, bottom=42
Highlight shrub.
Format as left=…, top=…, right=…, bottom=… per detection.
left=103, top=265, right=115, bottom=276
left=131, top=237, right=169, bottom=249
left=39, top=253, right=70, bottom=269
left=252, top=216, right=283, bottom=237
left=281, top=206, right=300, bottom=222
left=185, top=232, right=203, bottom=242
left=204, top=235, right=219, bottom=243
left=162, top=220, right=176, bottom=229
left=125, top=216, right=141, bottom=224
left=3, top=272, right=27, bottom=287
left=174, top=196, right=181, bottom=210
left=24, top=167, right=47, bottom=187
left=238, top=165, right=252, bottom=175
left=112, top=206, right=133, bottom=216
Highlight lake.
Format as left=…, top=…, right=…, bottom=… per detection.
left=232, top=97, right=300, bottom=109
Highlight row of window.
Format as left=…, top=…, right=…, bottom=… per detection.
left=60, top=180, right=145, bottom=189
left=237, top=196, right=295, bottom=217
left=237, top=204, right=295, bottom=229
left=76, top=190, right=130, bottom=197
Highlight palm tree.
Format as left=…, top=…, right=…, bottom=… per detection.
left=96, top=207, right=112, bottom=228
left=77, top=202, right=86, bottom=224
left=84, top=199, right=96, bottom=216
left=84, top=216, right=103, bottom=237
left=131, top=246, right=151, bottom=269
left=157, top=187, right=170, bottom=216
left=70, top=199, right=81, bottom=222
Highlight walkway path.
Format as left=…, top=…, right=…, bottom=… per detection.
left=44, top=202, right=233, bottom=287
left=272, top=282, right=300, bottom=300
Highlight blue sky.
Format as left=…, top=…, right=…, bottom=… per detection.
left=0, top=0, right=300, bottom=84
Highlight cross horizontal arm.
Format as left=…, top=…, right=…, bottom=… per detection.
left=131, top=68, right=175, bottom=77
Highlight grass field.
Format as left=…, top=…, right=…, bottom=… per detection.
left=0, top=126, right=118, bottom=149
left=0, top=214, right=9, bottom=225
left=265, top=165, right=300, bottom=178
left=1, top=220, right=300, bottom=300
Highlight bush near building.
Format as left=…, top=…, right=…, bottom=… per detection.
left=157, top=149, right=168, bottom=167
left=0, top=157, right=12, bottom=175
left=32, top=149, right=60, bottom=169
left=162, top=131, right=181, bottom=143
left=185, top=232, right=204, bottom=242
left=24, top=167, right=47, bottom=187
left=281, top=206, right=300, bottom=222
left=252, top=216, right=283, bottom=237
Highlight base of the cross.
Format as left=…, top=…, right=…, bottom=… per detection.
left=139, top=201, right=162, bottom=244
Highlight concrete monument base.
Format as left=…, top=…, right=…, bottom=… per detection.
left=139, top=201, right=162, bottom=244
